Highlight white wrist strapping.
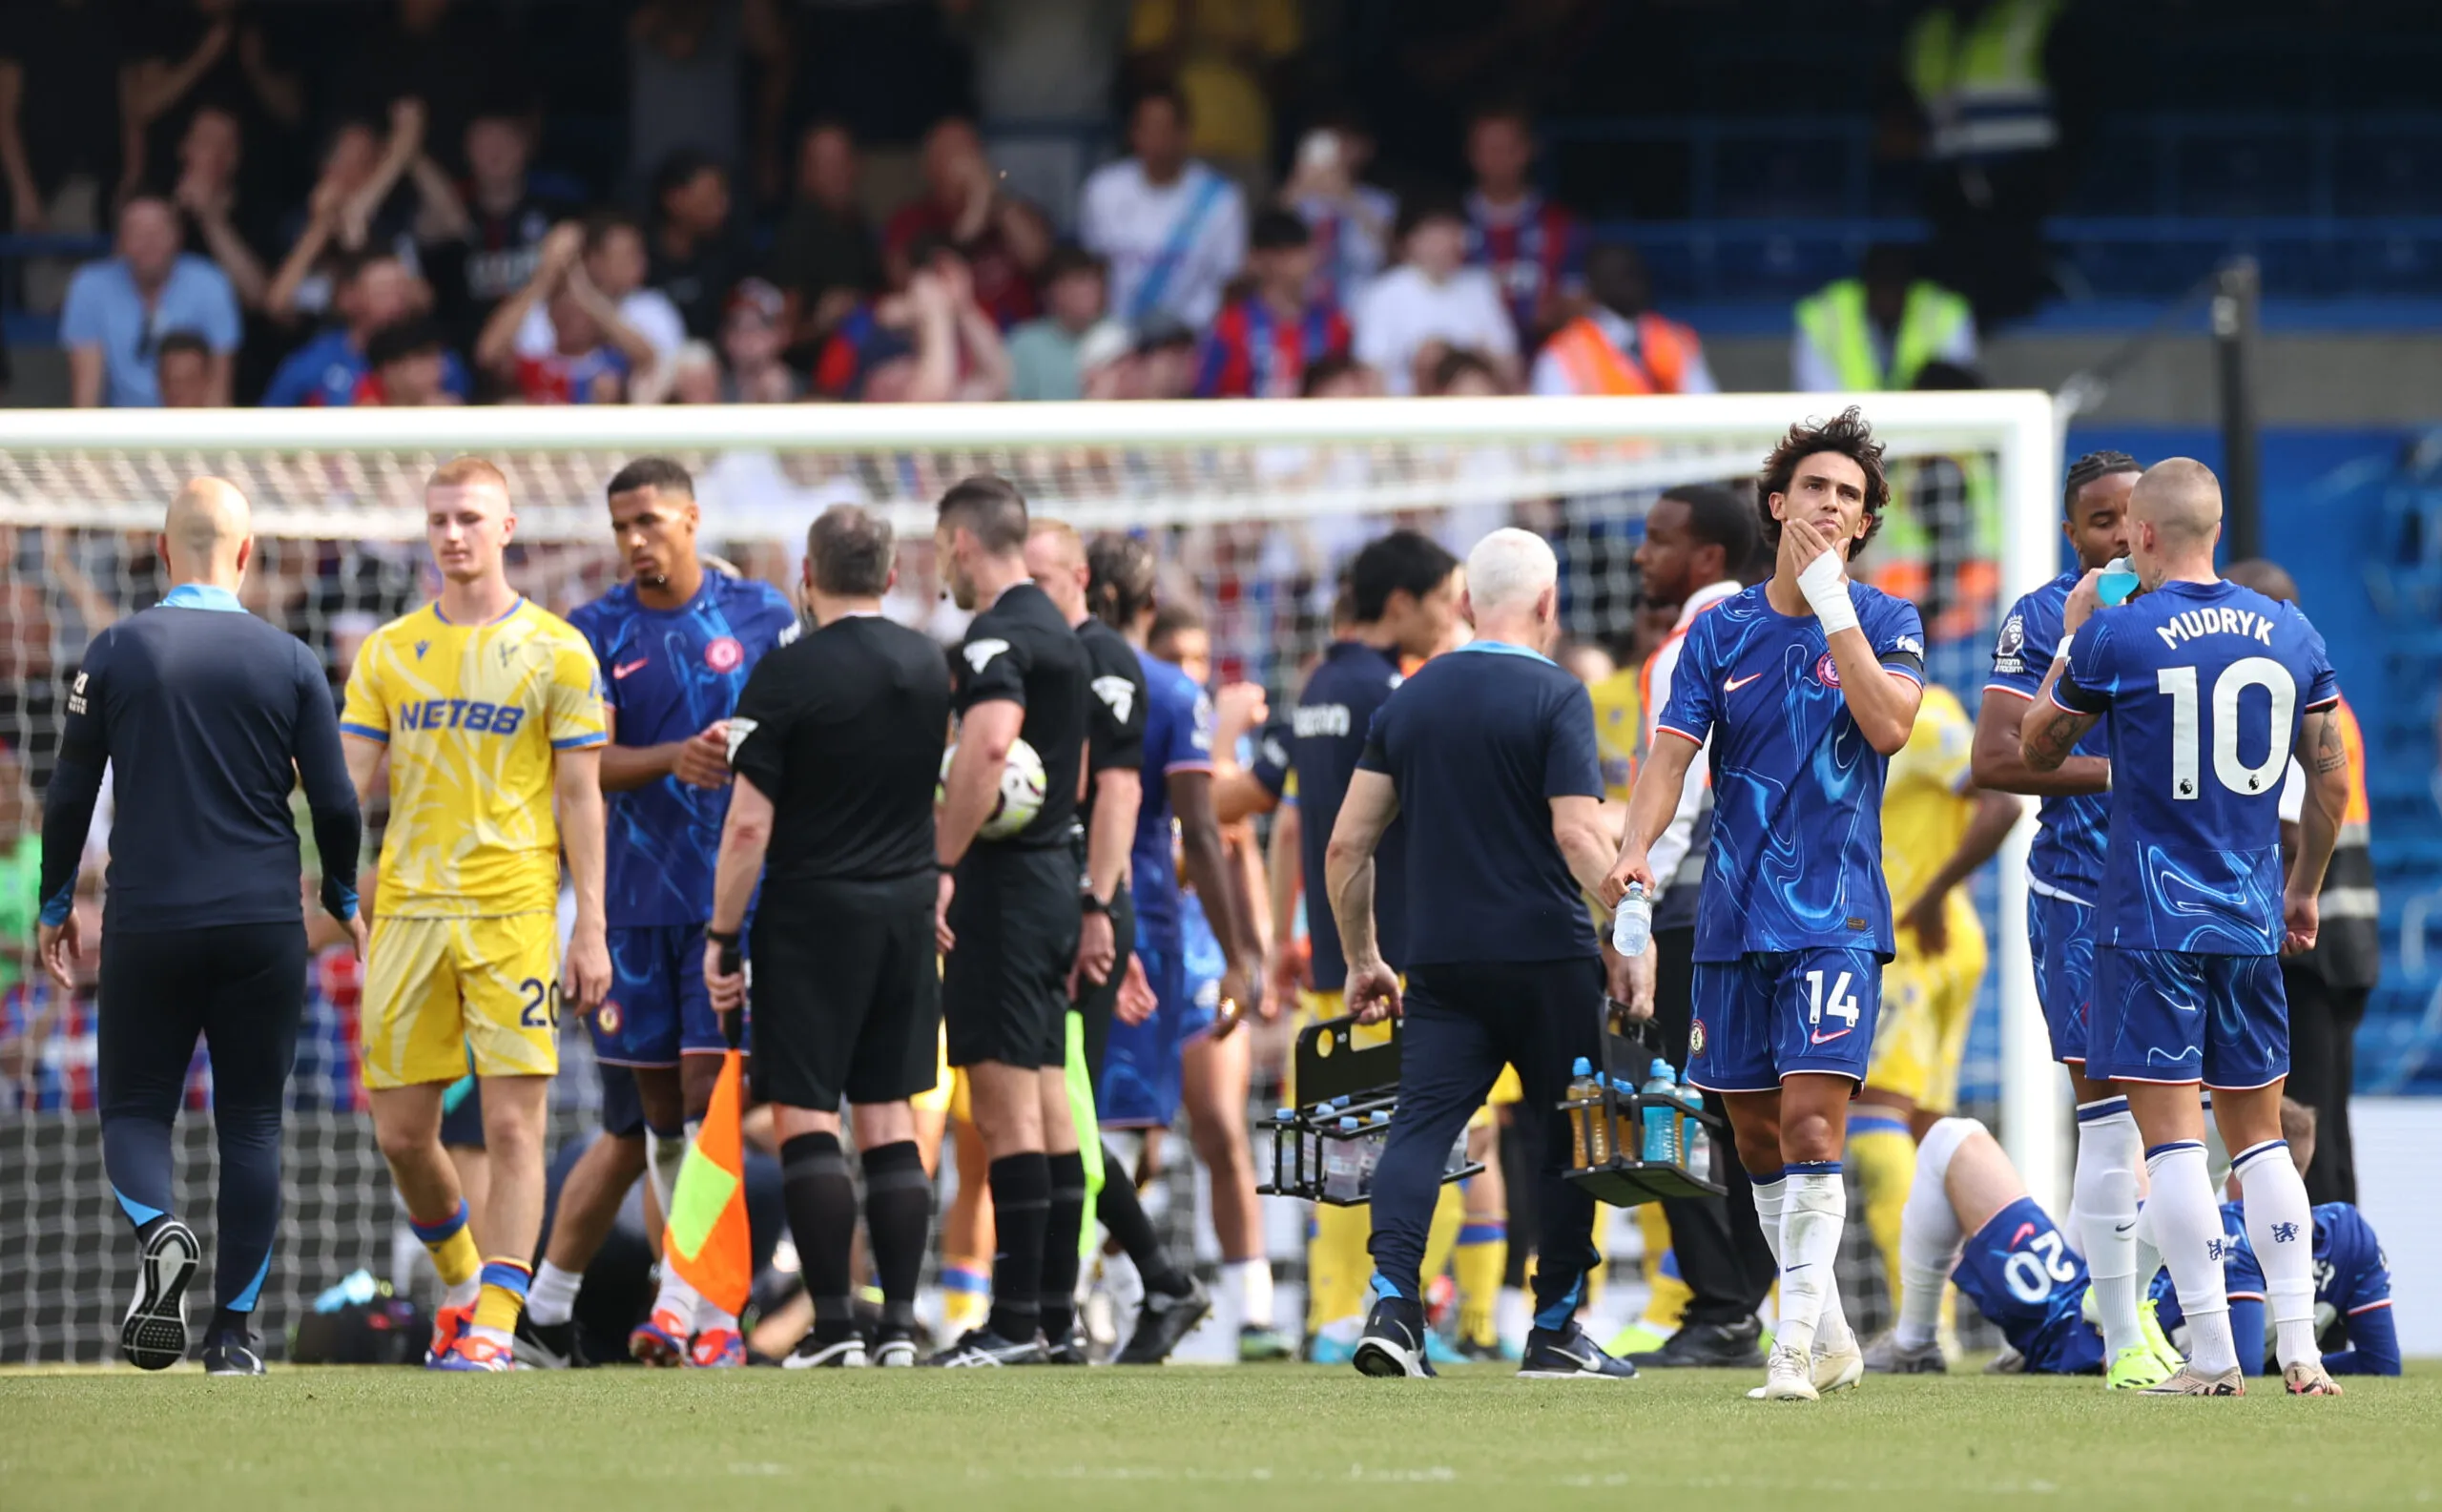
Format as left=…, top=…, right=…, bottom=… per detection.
left=1797, top=549, right=1859, bottom=635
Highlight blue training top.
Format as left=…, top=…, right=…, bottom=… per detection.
left=40, top=584, right=362, bottom=932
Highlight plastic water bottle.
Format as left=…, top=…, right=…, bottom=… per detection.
left=2098, top=555, right=2140, bottom=607
left=1323, top=1116, right=1366, bottom=1202
left=1640, top=1059, right=1680, bottom=1164
left=1671, top=1080, right=1708, bottom=1180
left=1611, top=881, right=1653, bottom=957
left=1568, top=1057, right=1608, bottom=1166
left=1357, top=1112, right=1391, bottom=1194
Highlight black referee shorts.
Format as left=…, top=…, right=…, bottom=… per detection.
left=749, top=872, right=942, bottom=1111
left=942, top=844, right=1081, bottom=1071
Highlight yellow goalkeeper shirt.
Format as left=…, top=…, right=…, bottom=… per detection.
left=1587, top=664, right=1643, bottom=804
left=341, top=597, right=607, bottom=918
left=1881, top=682, right=1982, bottom=950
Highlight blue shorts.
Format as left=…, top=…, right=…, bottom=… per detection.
left=599, top=1060, right=646, bottom=1138
left=1100, top=935, right=1217, bottom=1129
left=1950, top=1195, right=2106, bottom=1375
left=590, top=923, right=743, bottom=1066
left=2088, top=946, right=2287, bottom=1089
left=2026, top=887, right=2095, bottom=1064
left=1687, top=947, right=1883, bottom=1093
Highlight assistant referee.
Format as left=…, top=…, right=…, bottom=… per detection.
left=703, top=504, right=949, bottom=1369
left=1323, top=528, right=1635, bottom=1381
left=38, top=478, right=364, bottom=1376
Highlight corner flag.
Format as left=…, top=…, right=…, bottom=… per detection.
left=663, top=1046, right=752, bottom=1318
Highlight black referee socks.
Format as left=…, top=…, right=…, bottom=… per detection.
left=1039, top=1151, right=1090, bottom=1343
left=985, top=1153, right=1051, bottom=1342
left=780, top=1132, right=859, bottom=1343
left=859, top=1141, right=929, bottom=1334
left=1094, top=1142, right=1190, bottom=1296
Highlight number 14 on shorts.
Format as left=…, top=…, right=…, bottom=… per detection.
left=1805, top=968, right=1859, bottom=1044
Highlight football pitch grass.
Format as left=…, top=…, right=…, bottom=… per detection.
left=6, top=1363, right=2436, bottom=1510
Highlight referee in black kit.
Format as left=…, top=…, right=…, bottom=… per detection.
left=37, top=478, right=364, bottom=1376
left=1324, top=528, right=1637, bottom=1381
left=928, top=475, right=1094, bottom=1367
left=702, top=503, right=949, bottom=1368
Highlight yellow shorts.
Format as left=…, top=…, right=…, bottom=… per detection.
left=913, top=1025, right=955, bottom=1116
left=1295, top=988, right=1518, bottom=1129
left=361, top=913, right=562, bottom=1089
left=1867, top=931, right=1986, bottom=1114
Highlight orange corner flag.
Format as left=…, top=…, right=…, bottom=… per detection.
left=662, top=1046, right=752, bottom=1318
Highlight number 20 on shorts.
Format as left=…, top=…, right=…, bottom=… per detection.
left=518, top=977, right=560, bottom=1029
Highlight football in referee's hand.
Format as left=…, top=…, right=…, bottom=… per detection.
left=940, top=736, right=1048, bottom=840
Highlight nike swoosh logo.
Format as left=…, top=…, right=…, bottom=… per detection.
left=612, top=658, right=649, bottom=680
left=2114, top=1222, right=2136, bottom=1234
left=1809, top=1027, right=1851, bottom=1045
left=1725, top=673, right=1764, bottom=692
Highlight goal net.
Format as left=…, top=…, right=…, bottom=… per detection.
left=0, top=393, right=2059, bottom=1362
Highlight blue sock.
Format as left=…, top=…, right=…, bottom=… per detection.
left=101, top=1115, right=176, bottom=1233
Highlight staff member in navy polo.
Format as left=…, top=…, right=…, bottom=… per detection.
left=38, top=478, right=364, bottom=1377
left=1324, top=528, right=1637, bottom=1381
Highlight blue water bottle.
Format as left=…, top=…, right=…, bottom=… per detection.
left=2098, top=554, right=2140, bottom=607
left=1640, top=1059, right=1679, bottom=1164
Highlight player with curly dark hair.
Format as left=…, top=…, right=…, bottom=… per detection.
left=1753, top=405, right=1892, bottom=559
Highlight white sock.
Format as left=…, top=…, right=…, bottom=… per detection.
left=2232, top=1138, right=2318, bottom=1369
left=2145, top=1140, right=2236, bottom=1375
left=1775, top=1166, right=1845, bottom=1357
left=526, top=1260, right=584, bottom=1327
left=696, top=1302, right=739, bottom=1333
left=645, top=1126, right=688, bottom=1220
left=444, top=1276, right=480, bottom=1311
left=1895, top=1119, right=1976, bottom=1350
left=1752, top=1171, right=1788, bottom=1270
left=1224, top=1258, right=1274, bottom=1330
left=2072, top=1098, right=2143, bottom=1357
left=2132, top=1200, right=2163, bottom=1295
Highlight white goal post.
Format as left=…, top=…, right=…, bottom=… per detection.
left=0, top=389, right=2067, bottom=1230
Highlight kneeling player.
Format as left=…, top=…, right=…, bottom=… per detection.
left=1870, top=1115, right=2178, bottom=1378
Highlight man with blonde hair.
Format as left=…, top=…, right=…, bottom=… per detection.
left=341, top=457, right=612, bottom=1372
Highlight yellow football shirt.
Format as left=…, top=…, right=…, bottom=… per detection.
left=341, top=597, right=607, bottom=919
left=1587, top=664, right=1643, bottom=804
left=1881, top=682, right=1981, bottom=949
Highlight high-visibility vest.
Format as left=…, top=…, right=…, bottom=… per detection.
left=1907, top=0, right=2062, bottom=159
left=1795, top=279, right=1973, bottom=393
left=1543, top=313, right=1703, bottom=396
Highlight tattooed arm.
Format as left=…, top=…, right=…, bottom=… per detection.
left=2282, top=704, right=2350, bottom=953
left=2019, top=648, right=2102, bottom=774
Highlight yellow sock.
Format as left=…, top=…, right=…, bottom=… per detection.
left=942, top=1257, right=991, bottom=1336
left=471, top=1257, right=531, bottom=1333
left=408, top=1199, right=481, bottom=1291
left=1421, top=1181, right=1463, bottom=1296
left=1306, top=1202, right=1374, bottom=1332
left=1631, top=1205, right=1693, bottom=1331
left=1849, top=1115, right=1917, bottom=1312
left=1454, top=1217, right=1507, bottom=1346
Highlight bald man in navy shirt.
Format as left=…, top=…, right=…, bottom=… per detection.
left=1325, top=528, right=1637, bottom=1381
